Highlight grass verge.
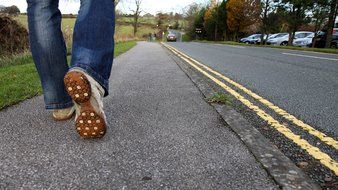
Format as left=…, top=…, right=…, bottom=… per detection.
left=0, top=41, right=137, bottom=110
left=206, top=92, right=232, bottom=105
left=196, top=40, right=338, bottom=54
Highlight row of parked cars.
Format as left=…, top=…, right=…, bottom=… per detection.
left=240, top=30, right=338, bottom=48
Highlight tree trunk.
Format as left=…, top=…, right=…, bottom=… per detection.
left=288, top=31, right=296, bottom=46
left=214, top=24, right=218, bottom=41
left=133, top=16, right=138, bottom=36
left=325, top=0, right=338, bottom=48
left=261, top=0, right=269, bottom=45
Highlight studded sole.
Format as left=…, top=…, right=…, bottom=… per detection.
left=64, top=71, right=106, bottom=139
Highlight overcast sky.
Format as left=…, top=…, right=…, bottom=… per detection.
left=0, top=0, right=207, bottom=15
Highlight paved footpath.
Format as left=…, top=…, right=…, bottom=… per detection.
left=0, top=42, right=278, bottom=189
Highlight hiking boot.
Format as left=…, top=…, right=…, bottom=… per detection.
left=64, top=70, right=106, bottom=139
left=53, top=106, right=75, bottom=121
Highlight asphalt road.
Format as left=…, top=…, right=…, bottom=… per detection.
left=167, top=42, right=338, bottom=138
left=0, top=42, right=277, bottom=189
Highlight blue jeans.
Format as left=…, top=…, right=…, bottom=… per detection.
left=27, top=0, right=115, bottom=110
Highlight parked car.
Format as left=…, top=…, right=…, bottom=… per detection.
left=266, top=33, right=289, bottom=45
left=239, top=34, right=262, bottom=44
left=332, top=38, right=338, bottom=48
left=292, top=33, right=314, bottom=47
left=267, top=33, right=280, bottom=40
left=261, top=33, right=282, bottom=44
left=249, top=34, right=268, bottom=44
left=309, top=31, right=338, bottom=48
left=333, top=28, right=338, bottom=35
left=167, top=33, right=177, bottom=42
left=266, top=32, right=314, bottom=46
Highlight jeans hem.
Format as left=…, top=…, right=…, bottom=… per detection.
left=45, top=101, right=74, bottom=110
left=70, top=64, right=109, bottom=96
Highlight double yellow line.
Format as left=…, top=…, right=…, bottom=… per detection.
left=162, top=43, right=338, bottom=175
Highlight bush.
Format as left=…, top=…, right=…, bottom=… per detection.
left=182, top=34, right=192, bottom=42
left=0, top=14, right=29, bottom=57
left=0, top=6, right=20, bottom=16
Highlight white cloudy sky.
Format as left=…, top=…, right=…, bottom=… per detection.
left=0, top=0, right=207, bottom=15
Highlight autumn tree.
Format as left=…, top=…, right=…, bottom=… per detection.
left=218, top=0, right=228, bottom=40
left=204, top=5, right=217, bottom=40
left=226, top=0, right=261, bottom=41
left=203, top=0, right=228, bottom=41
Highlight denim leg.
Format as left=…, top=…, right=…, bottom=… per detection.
left=27, top=0, right=73, bottom=109
left=71, top=0, right=115, bottom=97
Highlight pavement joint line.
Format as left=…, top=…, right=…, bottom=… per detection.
left=162, top=42, right=338, bottom=176
left=282, top=52, right=338, bottom=61
left=163, top=43, right=338, bottom=151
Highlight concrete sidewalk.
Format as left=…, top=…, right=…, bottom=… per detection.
left=0, top=42, right=277, bottom=189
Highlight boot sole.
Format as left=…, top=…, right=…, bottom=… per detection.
left=64, top=71, right=106, bottom=139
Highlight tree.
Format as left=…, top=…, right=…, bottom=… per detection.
left=280, top=0, right=313, bottom=45
left=156, top=12, right=170, bottom=30
left=325, top=0, right=338, bottom=48
left=203, top=0, right=227, bottom=41
left=226, top=0, right=261, bottom=41
left=311, top=0, right=330, bottom=47
left=204, top=5, right=217, bottom=40
left=130, top=0, right=142, bottom=36
left=184, top=3, right=203, bottom=40
left=173, top=20, right=180, bottom=29
left=218, top=0, right=228, bottom=40
left=260, top=0, right=279, bottom=44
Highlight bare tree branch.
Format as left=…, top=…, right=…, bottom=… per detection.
left=131, top=0, right=142, bottom=36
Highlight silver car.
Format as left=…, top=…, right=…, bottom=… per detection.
left=267, top=32, right=314, bottom=46
left=293, top=33, right=315, bottom=47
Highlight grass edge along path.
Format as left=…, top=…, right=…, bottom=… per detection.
left=196, top=40, right=338, bottom=55
left=0, top=41, right=137, bottom=111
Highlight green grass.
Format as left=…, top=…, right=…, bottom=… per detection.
left=0, top=52, right=33, bottom=67
left=207, top=92, right=232, bottom=105
left=0, top=64, right=42, bottom=110
left=182, top=34, right=192, bottom=42
left=114, top=41, right=137, bottom=57
left=196, top=40, right=338, bottom=54
left=115, top=24, right=158, bottom=40
left=15, top=15, right=76, bottom=31
left=0, top=41, right=137, bottom=110
left=15, top=15, right=160, bottom=41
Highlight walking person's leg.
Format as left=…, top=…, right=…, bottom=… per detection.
left=26, top=0, right=75, bottom=120
left=64, top=0, right=115, bottom=138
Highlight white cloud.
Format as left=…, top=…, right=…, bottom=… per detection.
left=0, top=0, right=206, bottom=15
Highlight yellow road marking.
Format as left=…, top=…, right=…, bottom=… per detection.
left=163, top=43, right=338, bottom=150
left=162, top=43, right=338, bottom=175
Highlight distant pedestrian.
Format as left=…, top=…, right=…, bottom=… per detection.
left=26, top=0, right=115, bottom=139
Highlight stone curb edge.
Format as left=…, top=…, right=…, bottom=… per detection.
left=162, top=44, right=320, bottom=190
